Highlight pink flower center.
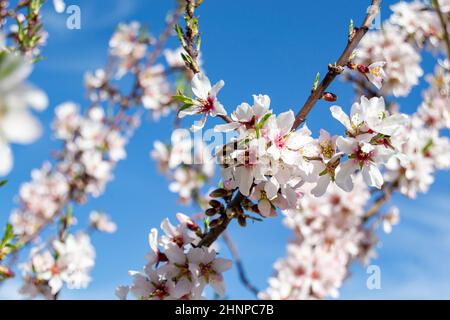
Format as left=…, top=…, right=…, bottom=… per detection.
left=275, top=134, right=286, bottom=149
left=201, top=96, right=215, bottom=113
left=353, top=147, right=375, bottom=165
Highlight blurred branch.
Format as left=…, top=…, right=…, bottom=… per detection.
left=433, top=0, right=450, bottom=60
left=363, top=180, right=399, bottom=222
left=222, top=232, right=259, bottom=298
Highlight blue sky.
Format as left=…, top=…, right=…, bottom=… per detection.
left=1, top=0, right=450, bottom=300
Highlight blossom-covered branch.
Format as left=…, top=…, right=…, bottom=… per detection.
left=292, top=0, right=381, bottom=129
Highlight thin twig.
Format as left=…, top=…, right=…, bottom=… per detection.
left=363, top=180, right=398, bottom=222
left=222, top=232, right=259, bottom=297
left=433, top=0, right=450, bottom=60
left=198, top=192, right=246, bottom=247
left=293, top=0, right=382, bottom=130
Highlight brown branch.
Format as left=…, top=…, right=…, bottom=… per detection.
left=196, top=0, right=382, bottom=250
left=363, top=180, right=398, bottom=222
left=197, top=192, right=246, bottom=247
left=433, top=0, right=450, bottom=61
left=293, top=0, right=382, bottom=130
left=222, top=232, right=259, bottom=297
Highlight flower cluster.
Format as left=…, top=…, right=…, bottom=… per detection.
left=213, top=92, right=407, bottom=216
left=0, top=47, right=48, bottom=176
left=385, top=62, right=450, bottom=199
left=260, top=177, right=377, bottom=300
left=109, top=22, right=148, bottom=79
left=118, top=214, right=232, bottom=300
left=356, top=23, right=424, bottom=97
left=20, top=232, right=95, bottom=299
left=89, top=211, right=117, bottom=234
left=389, top=0, right=443, bottom=49
left=151, top=130, right=215, bottom=204
left=54, top=103, right=128, bottom=200
left=215, top=93, right=316, bottom=215
left=10, top=103, right=127, bottom=240
left=10, top=163, right=69, bottom=238
left=329, top=96, right=409, bottom=191
left=86, top=23, right=179, bottom=119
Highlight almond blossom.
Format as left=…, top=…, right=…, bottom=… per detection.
left=119, top=215, right=232, bottom=300
left=356, top=23, right=424, bottom=97
left=0, top=52, right=48, bottom=175
left=261, top=177, right=373, bottom=300
left=89, top=211, right=117, bottom=234
left=178, top=73, right=227, bottom=132
left=109, top=22, right=148, bottom=78
left=20, top=233, right=95, bottom=299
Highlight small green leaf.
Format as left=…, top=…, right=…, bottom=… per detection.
left=312, top=72, right=320, bottom=92
left=0, top=180, right=7, bottom=188
left=173, top=94, right=195, bottom=105
left=349, top=19, right=354, bottom=37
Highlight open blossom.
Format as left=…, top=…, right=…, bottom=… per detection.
left=215, top=94, right=272, bottom=135
left=356, top=23, right=423, bottom=97
left=381, top=206, right=400, bottom=234
left=310, top=130, right=341, bottom=197
left=20, top=233, right=95, bottom=299
left=385, top=121, right=450, bottom=198
left=179, top=73, right=226, bottom=132
left=119, top=215, right=232, bottom=300
left=417, top=62, right=450, bottom=130
left=0, top=52, right=48, bottom=175
left=10, top=103, right=129, bottom=239
left=139, top=64, right=173, bottom=119
left=151, top=130, right=214, bottom=204
left=10, top=163, right=69, bottom=238
left=261, top=177, right=374, bottom=300
left=389, top=1, right=442, bottom=49
left=357, top=61, right=387, bottom=90
left=217, top=101, right=316, bottom=210
left=109, top=22, right=147, bottom=78
left=330, top=96, right=408, bottom=191
left=164, top=47, right=185, bottom=69
left=53, top=0, right=66, bottom=13
left=89, top=211, right=117, bottom=233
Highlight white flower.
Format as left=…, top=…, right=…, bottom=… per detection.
left=381, top=207, right=400, bottom=234
left=164, top=47, right=185, bottom=68
left=109, top=22, right=147, bottom=78
left=331, top=96, right=408, bottom=137
left=365, top=62, right=387, bottom=90
left=53, top=0, right=66, bottom=13
left=89, top=211, right=117, bottom=233
left=179, top=73, right=226, bottom=132
left=356, top=23, right=423, bottom=97
left=20, top=233, right=95, bottom=298
left=187, top=247, right=232, bottom=297
left=122, top=220, right=232, bottom=300
left=336, top=137, right=392, bottom=190
left=0, top=53, right=48, bottom=175
left=389, top=1, right=441, bottom=49
left=214, top=94, right=271, bottom=134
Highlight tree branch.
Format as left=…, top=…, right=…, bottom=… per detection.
left=433, top=0, right=450, bottom=61
left=293, top=0, right=382, bottom=130
left=363, top=180, right=398, bottom=222
left=198, top=192, right=246, bottom=247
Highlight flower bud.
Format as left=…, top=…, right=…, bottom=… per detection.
left=209, top=218, right=223, bottom=229
left=209, top=200, right=223, bottom=209
left=238, top=215, right=247, bottom=227
left=209, top=188, right=229, bottom=198
left=322, top=92, right=338, bottom=102
left=357, top=64, right=370, bottom=74
left=205, top=208, right=217, bottom=217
